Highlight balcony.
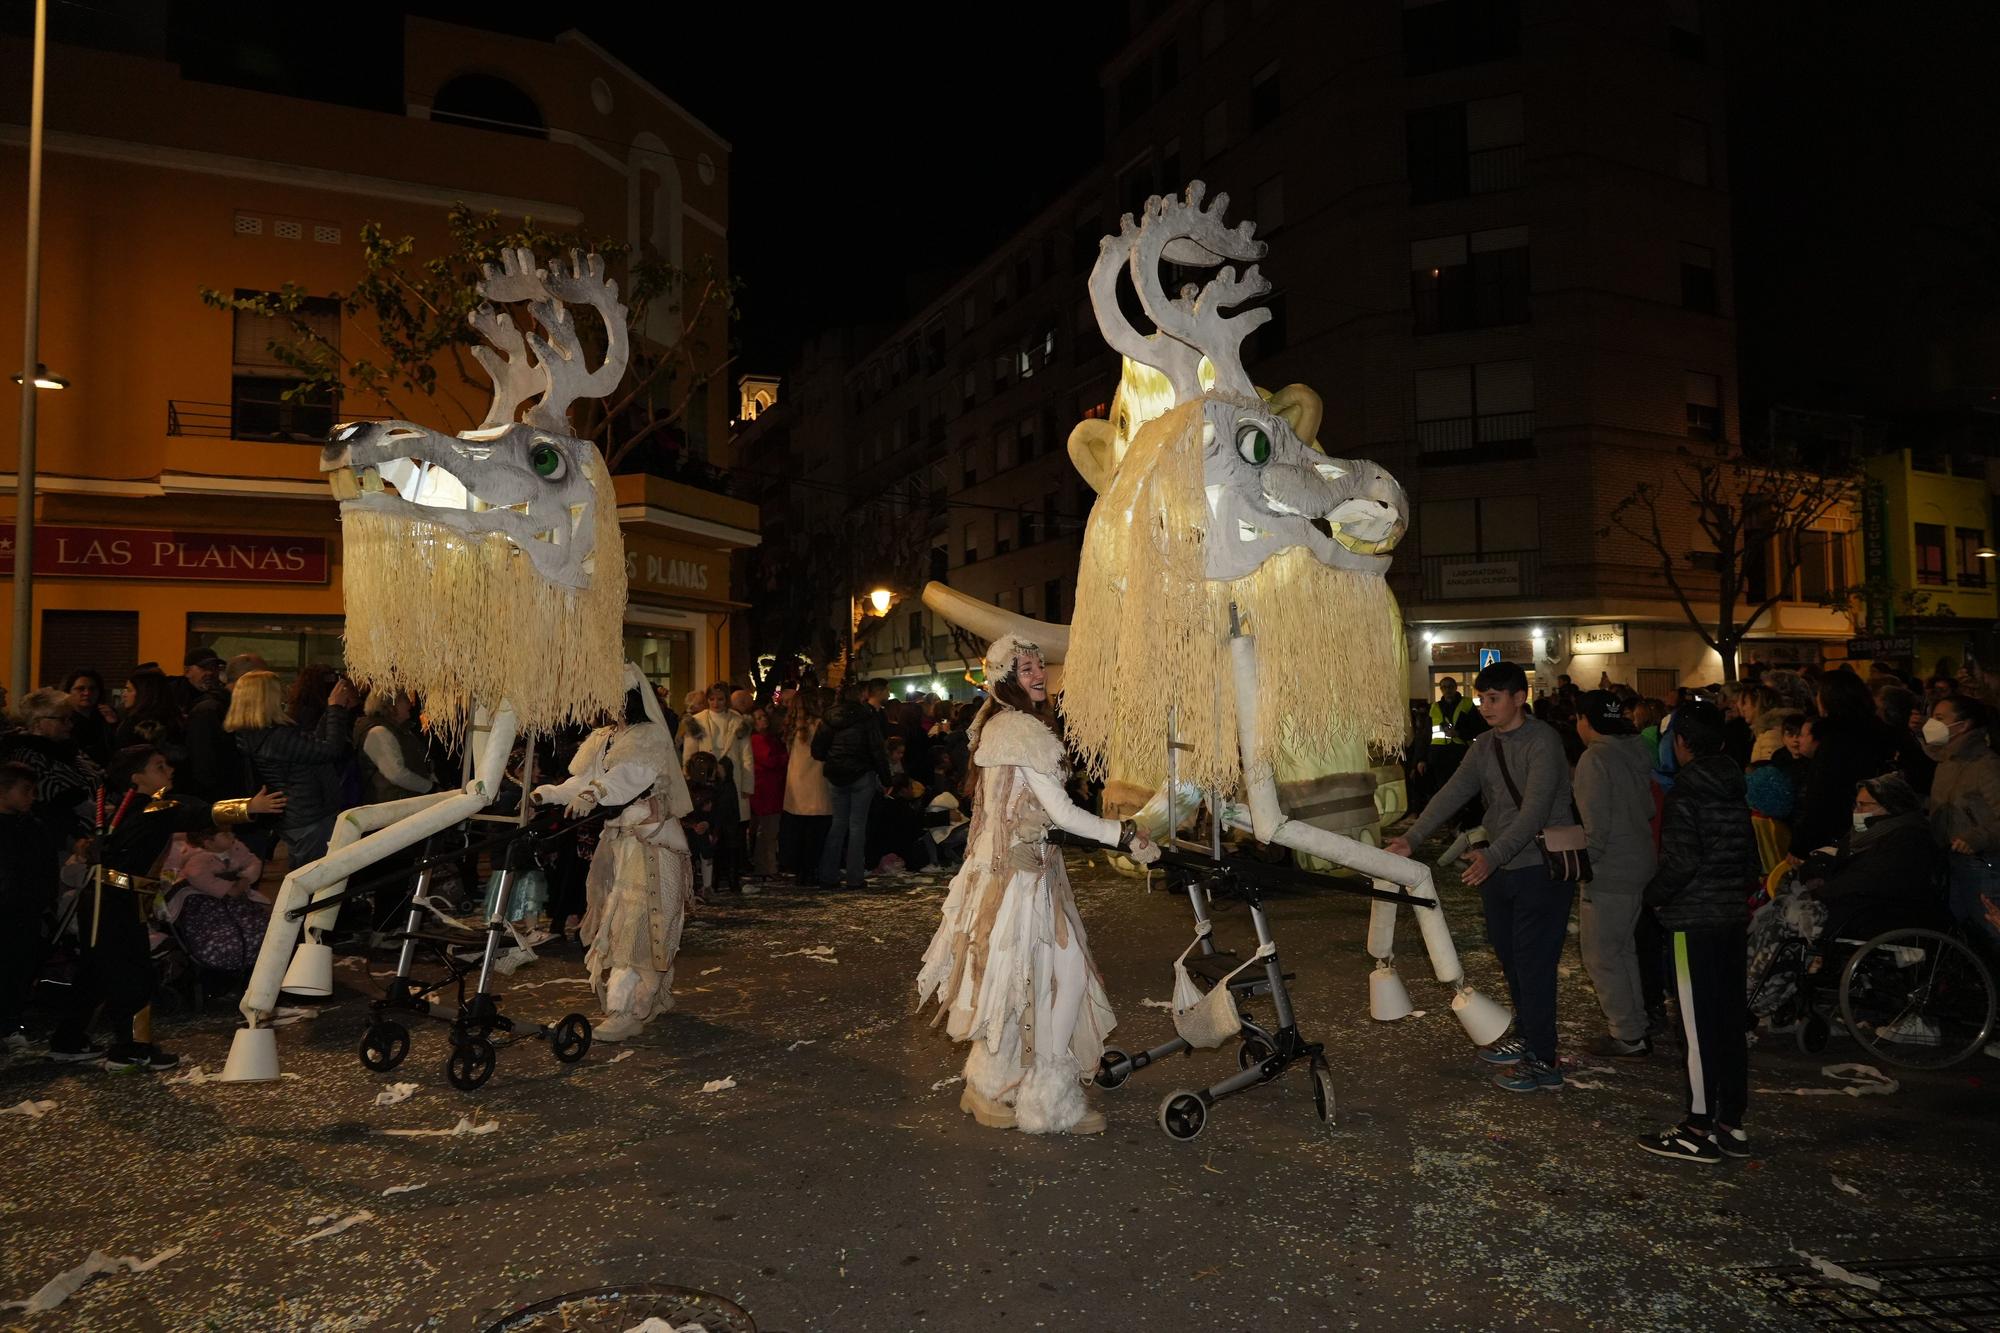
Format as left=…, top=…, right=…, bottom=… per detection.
left=1468, top=143, right=1525, bottom=193
left=1416, top=411, right=1535, bottom=463
left=1421, top=548, right=1541, bottom=600
left=168, top=396, right=384, bottom=445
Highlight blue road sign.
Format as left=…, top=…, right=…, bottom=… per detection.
left=1479, top=648, right=1500, bottom=671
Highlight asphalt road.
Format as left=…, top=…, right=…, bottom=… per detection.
left=4, top=847, right=1997, bottom=1331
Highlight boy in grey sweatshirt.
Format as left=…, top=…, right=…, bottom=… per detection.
left=1389, top=660, right=1576, bottom=1090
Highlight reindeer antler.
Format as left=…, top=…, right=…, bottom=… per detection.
left=469, top=248, right=552, bottom=429
left=527, top=250, right=629, bottom=432
left=1127, top=183, right=1270, bottom=401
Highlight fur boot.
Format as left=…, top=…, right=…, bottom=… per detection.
left=1014, top=1063, right=1089, bottom=1135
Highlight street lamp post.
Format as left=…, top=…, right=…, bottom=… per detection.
left=9, top=0, right=48, bottom=702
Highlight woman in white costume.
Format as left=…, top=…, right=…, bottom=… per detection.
left=916, top=635, right=1158, bottom=1134
left=533, top=665, right=695, bottom=1042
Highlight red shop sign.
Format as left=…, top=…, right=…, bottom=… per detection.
left=0, top=523, right=329, bottom=584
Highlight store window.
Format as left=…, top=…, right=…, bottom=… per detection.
left=188, top=613, right=345, bottom=677
left=625, top=625, right=694, bottom=702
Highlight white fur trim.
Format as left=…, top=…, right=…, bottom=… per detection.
left=1014, top=1063, right=1088, bottom=1135
left=964, top=1029, right=1024, bottom=1103
left=972, top=709, right=1066, bottom=777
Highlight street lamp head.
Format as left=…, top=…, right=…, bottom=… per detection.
left=868, top=587, right=894, bottom=615
left=11, top=363, right=68, bottom=390
left=1979, top=547, right=1998, bottom=561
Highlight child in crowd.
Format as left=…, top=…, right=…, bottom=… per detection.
left=683, top=751, right=719, bottom=901
left=713, top=754, right=746, bottom=894
left=163, top=825, right=270, bottom=974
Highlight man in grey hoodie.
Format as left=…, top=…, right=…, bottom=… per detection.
left=1574, top=691, right=1660, bottom=1058
left=1389, top=660, right=1577, bottom=1091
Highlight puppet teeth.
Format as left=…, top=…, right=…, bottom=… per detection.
left=327, top=467, right=359, bottom=500
left=358, top=466, right=384, bottom=494
left=1237, top=519, right=1261, bottom=543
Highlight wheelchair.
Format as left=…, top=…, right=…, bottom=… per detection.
left=1754, top=889, right=1997, bottom=1071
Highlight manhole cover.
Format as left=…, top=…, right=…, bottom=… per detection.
left=481, top=1283, right=756, bottom=1333
left=1744, top=1254, right=2000, bottom=1330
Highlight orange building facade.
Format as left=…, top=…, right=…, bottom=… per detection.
left=0, top=18, right=753, bottom=698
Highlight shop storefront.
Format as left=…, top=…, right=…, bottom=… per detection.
left=620, top=525, right=745, bottom=704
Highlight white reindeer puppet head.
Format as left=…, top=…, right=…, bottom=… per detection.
left=322, top=249, right=628, bottom=736
left=1060, top=184, right=1410, bottom=794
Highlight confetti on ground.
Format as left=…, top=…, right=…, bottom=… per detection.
left=1768, top=1063, right=1900, bottom=1098
left=1140, top=998, right=1174, bottom=1010
left=508, top=977, right=592, bottom=991
left=623, top=1318, right=712, bottom=1333
left=1795, top=1250, right=1882, bottom=1293
left=700, top=1077, right=737, bottom=1094
left=378, top=1117, right=498, bottom=1138
left=372, top=1082, right=419, bottom=1107
left=0, top=1245, right=183, bottom=1313
left=787, top=1040, right=816, bottom=1051
left=701, top=966, right=722, bottom=975
left=266, top=1006, right=324, bottom=1028
left=4, top=1099, right=56, bottom=1119
left=607, top=1050, right=634, bottom=1064
left=930, top=1075, right=962, bottom=1091
left=293, top=1210, right=374, bottom=1245
left=773, top=946, right=835, bottom=959
left=1831, top=1175, right=1863, bottom=1196
left=380, top=1183, right=427, bottom=1197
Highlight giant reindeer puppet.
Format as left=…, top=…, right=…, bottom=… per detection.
left=924, top=185, right=1508, bottom=1042
left=221, top=250, right=631, bottom=1080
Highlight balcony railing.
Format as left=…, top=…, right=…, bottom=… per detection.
left=168, top=397, right=386, bottom=444
left=1468, top=143, right=1526, bottom=193
left=1416, top=411, right=1535, bottom=462
left=1420, top=548, right=1541, bottom=600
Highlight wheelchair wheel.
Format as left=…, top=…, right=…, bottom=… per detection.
left=550, top=1013, right=592, bottom=1064
left=1159, top=1090, right=1209, bottom=1142
left=1094, top=1047, right=1131, bottom=1091
left=445, top=1036, right=497, bottom=1091
left=359, top=1020, right=411, bottom=1073
left=1840, top=928, right=1997, bottom=1070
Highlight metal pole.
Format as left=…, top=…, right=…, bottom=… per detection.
left=10, top=0, right=48, bottom=701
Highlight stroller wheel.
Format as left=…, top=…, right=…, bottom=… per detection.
left=359, top=1020, right=411, bottom=1073
left=1798, top=1012, right=1831, bottom=1055
left=1313, top=1066, right=1335, bottom=1123
left=1237, top=1036, right=1277, bottom=1075
left=445, top=1036, right=497, bottom=1091
left=1159, top=1090, right=1208, bottom=1142
left=550, top=1013, right=592, bottom=1064
left=1094, top=1048, right=1131, bottom=1091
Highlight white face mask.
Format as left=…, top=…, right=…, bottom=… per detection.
left=1852, top=811, right=1874, bottom=833
left=1922, top=718, right=1954, bottom=747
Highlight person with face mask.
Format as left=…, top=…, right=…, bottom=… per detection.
left=1923, top=695, right=2000, bottom=951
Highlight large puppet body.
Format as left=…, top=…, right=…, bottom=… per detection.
left=222, top=250, right=633, bottom=1080
left=916, top=661, right=1133, bottom=1134
left=535, top=683, right=694, bottom=1041
left=922, top=184, right=1509, bottom=1044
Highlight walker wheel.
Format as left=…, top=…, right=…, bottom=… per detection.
left=1798, top=1012, right=1831, bottom=1055
left=1313, top=1065, right=1335, bottom=1123
left=358, top=1021, right=410, bottom=1073
left=1094, top=1047, right=1131, bottom=1091
left=445, top=1036, right=497, bottom=1091
left=1159, top=1090, right=1209, bottom=1142
left=1238, top=1036, right=1277, bottom=1075
left=551, top=1013, right=592, bottom=1064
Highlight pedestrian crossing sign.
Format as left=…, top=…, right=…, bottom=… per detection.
left=1479, top=648, right=1500, bottom=670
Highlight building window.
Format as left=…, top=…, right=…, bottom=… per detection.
left=1254, top=175, right=1286, bottom=234
left=1157, top=139, right=1183, bottom=197
left=1959, top=528, right=1990, bottom=588
left=963, top=523, right=980, bottom=565
left=1685, top=371, right=1721, bottom=438
left=993, top=267, right=1011, bottom=311
left=1411, top=228, right=1529, bottom=333
left=996, top=425, right=1015, bottom=473
left=1073, top=214, right=1102, bottom=269
left=1403, top=0, right=1522, bottom=76
left=1415, top=359, right=1535, bottom=460
left=1014, top=253, right=1033, bottom=299
left=1416, top=495, right=1540, bottom=597
left=1118, top=62, right=1153, bottom=128
left=1680, top=242, right=1718, bottom=313
left=996, top=512, right=1015, bottom=556
left=1249, top=62, right=1281, bottom=131
left=963, top=296, right=977, bottom=332
left=1793, top=528, right=1851, bottom=603
left=1916, top=524, right=1948, bottom=586
left=1203, top=100, right=1229, bottom=161
left=907, top=609, right=926, bottom=651
left=1668, top=0, right=1705, bottom=61
left=1044, top=579, right=1064, bottom=622
left=231, top=292, right=340, bottom=442
left=992, top=350, right=1013, bottom=389
left=1408, top=94, right=1523, bottom=203
left=930, top=541, right=950, bottom=583
left=1157, top=39, right=1180, bottom=91
left=961, top=369, right=977, bottom=412
left=1200, top=0, right=1226, bottom=53
left=1675, top=115, right=1711, bottom=186
left=1020, top=511, right=1038, bottom=546
left=1018, top=415, right=1038, bottom=459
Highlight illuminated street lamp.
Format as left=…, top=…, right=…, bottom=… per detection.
left=9, top=363, right=66, bottom=391
left=868, top=587, right=894, bottom=616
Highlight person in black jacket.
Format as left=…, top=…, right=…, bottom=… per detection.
left=813, top=683, right=892, bottom=890
left=1791, top=671, right=1896, bottom=856
left=225, top=670, right=360, bottom=869
left=0, top=763, right=59, bottom=1054
left=1640, top=701, right=1759, bottom=1164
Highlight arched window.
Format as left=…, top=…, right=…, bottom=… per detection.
left=431, top=73, right=547, bottom=139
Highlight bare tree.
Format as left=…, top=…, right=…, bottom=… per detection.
left=1601, top=439, right=1856, bottom=682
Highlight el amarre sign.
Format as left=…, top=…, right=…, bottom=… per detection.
left=0, top=524, right=329, bottom=584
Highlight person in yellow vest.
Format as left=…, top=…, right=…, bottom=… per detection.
left=1417, top=677, right=1480, bottom=818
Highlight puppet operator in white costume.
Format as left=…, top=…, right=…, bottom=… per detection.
left=533, top=664, right=695, bottom=1041
left=916, top=635, right=1160, bottom=1135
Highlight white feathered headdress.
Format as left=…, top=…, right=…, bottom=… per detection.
left=983, top=633, right=1043, bottom=686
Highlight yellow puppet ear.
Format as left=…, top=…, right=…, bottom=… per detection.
left=1267, top=383, right=1323, bottom=449
left=1068, top=419, right=1119, bottom=493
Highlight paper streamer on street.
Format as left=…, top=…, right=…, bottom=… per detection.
left=787, top=1040, right=816, bottom=1052
left=293, top=1210, right=374, bottom=1245
left=773, top=946, right=835, bottom=960
left=0, top=1245, right=183, bottom=1313
left=267, top=1005, right=321, bottom=1027
left=1795, top=1250, right=1882, bottom=1293
left=1140, top=998, right=1174, bottom=1010
left=623, top=1318, right=713, bottom=1333
left=700, top=1077, right=737, bottom=1094
left=1831, top=1175, right=1863, bottom=1197
left=378, top=1116, right=499, bottom=1138
left=701, top=966, right=722, bottom=975
left=381, top=1182, right=427, bottom=1197
left=167, top=1065, right=300, bottom=1086
left=509, top=976, right=592, bottom=991
left=931, top=1075, right=963, bottom=1091
left=1765, top=1063, right=1900, bottom=1098
left=373, top=1083, right=419, bottom=1107
left=4, top=1099, right=56, bottom=1119
left=607, top=1050, right=633, bottom=1064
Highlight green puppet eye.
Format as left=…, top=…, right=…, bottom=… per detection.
left=1236, top=423, right=1272, bottom=466
left=530, top=442, right=564, bottom=479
